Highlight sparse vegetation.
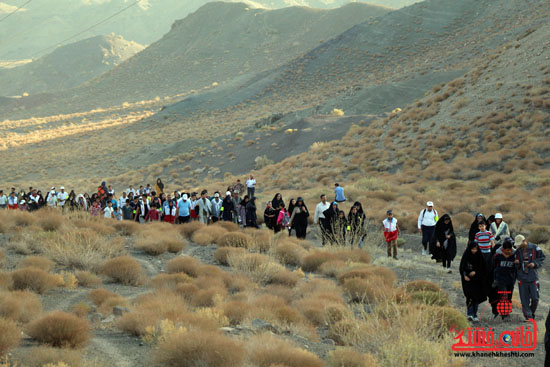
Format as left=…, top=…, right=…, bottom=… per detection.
left=25, top=312, right=91, bottom=348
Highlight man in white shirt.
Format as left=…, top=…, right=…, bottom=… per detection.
left=246, top=175, right=256, bottom=197
left=103, top=201, right=115, bottom=219
left=46, top=189, right=58, bottom=208
left=58, top=186, right=69, bottom=208
left=127, top=185, right=136, bottom=196
left=119, top=192, right=128, bottom=209
left=314, top=194, right=331, bottom=245
left=0, top=190, right=7, bottom=209
left=417, top=201, right=438, bottom=256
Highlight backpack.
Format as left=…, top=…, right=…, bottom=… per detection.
left=282, top=211, right=291, bottom=228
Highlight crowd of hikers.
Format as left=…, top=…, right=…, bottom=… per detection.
left=384, top=201, right=545, bottom=324
left=1, top=180, right=546, bottom=324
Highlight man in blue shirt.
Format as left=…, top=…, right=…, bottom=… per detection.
left=334, top=183, right=346, bottom=203
left=177, top=194, right=192, bottom=224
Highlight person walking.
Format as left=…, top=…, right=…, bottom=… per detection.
left=323, top=202, right=340, bottom=245
left=245, top=196, right=259, bottom=228
left=0, top=190, right=7, bottom=209
left=382, top=210, right=399, bottom=259
left=459, top=242, right=487, bottom=323
left=314, top=194, right=330, bottom=245
left=348, top=203, right=367, bottom=248
left=490, top=213, right=510, bottom=249
left=246, top=175, right=256, bottom=198
left=514, top=234, right=545, bottom=321
left=155, top=178, right=165, bottom=195
left=492, top=237, right=517, bottom=320
left=197, top=190, right=212, bottom=224
left=431, top=214, right=457, bottom=273
left=176, top=194, right=192, bottom=224
left=122, top=200, right=134, bottom=221
left=58, top=187, right=68, bottom=209
left=474, top=221, right=495, bottom=267
left=237, top=195, right=249, bottom=227
left=468, top=213, right=487, bottom=244
left=417, top=201, right=438, bottom=256
left=276, top=203, right=291, bottom=233
left=263, top=201, right=277, bottom=230
left=290, top=197, right=309, bottom=239
left=271, top=193, right=284, bottom=211
left=163, top=200, right=177, bottom=224
left=334, top=183, right=346, bottom=203
left=221, top=192, right=235, bottom=222
left=210, top=192, right=223, bottom=223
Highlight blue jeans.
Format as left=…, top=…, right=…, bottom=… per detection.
left=467, top=299, right=479, bottom=317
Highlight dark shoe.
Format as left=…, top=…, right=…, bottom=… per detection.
left=393, top=256, right=398, bottom=260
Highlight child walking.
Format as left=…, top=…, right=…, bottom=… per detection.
left=459, top=242, right=486, bottom=323
left=382, top=210, right=400, bottom=259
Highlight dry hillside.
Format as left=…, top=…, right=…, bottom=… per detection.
left=0, top=35, right=144, bottom=97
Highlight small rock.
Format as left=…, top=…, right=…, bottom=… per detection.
left=251, top=319, right=278, bottom=333
left=322, top=338, right=336, bottom=346
left=113, top=306, right=130, bottom=316
left=219, top=327, right=235, bottom=333
left=90, top=313, right=103, bottom=323
left=101, top=315, right=116, bottom=324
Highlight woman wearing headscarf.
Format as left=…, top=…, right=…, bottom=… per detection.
left=155, top=178, right=165, bottom=195
left=287, top=198, right=296, bottom=236
left=238, top=195, right=249, bottom=227
left=246, top=197, right=259, bottom=228
left=323, top=202, right=340, bottom=245
left=348, top=202, right=367, bottom=247
left=459, top=241, right=487, bottom=323
left=468, top=213, right=487, bottom=244
left=221, top=192, right=235, bottom=222
left=271, top=193, right=284, bottom=211
left=430, top=214, right=457, bottom=273
left=290, top=197, right=309, bottom=239
left=264, top=201, right=277, bottom=231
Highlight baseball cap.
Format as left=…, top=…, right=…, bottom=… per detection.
left=515, top=234, right=525, bottom=244
left=387, top=210, right=393, bottom=215
left=426, top=201, right=434, bottom=207
left=60, top=186, right=64, bottom=190
left=19, top=200, right=25, bottom=205
left=214, top=193, right=220, bottom=198
left=495, top=213, right=503, bottom=219
left=182, top=194, right=188, bottom=200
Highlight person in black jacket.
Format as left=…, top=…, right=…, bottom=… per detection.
left=263, top=201, right=277, bottom=230
left=323, top=202, right=340, bottom=244
left=492, top=238, right=517, bottom=320
left=221, top=193, right=235, bottom=222
left=348, top=204, right=366, bottom=247
left=430, top=214, right=457, bottom=273
left=460, top=242, right=487, bottom=323
left=245, top=196, right=258, bottom=228
left=468, top=213, right=487, bottom=244
left=290, top=197, right=309, bottom=239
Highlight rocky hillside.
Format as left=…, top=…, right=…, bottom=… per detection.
left=0, top=35, right=144, bottom=97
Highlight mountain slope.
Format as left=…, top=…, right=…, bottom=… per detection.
left=0, top=35, right=144, bottom=96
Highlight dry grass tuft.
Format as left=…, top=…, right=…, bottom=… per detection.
left=0, top=317, right=20, bottom=356
left=152, top=273, right=193, bottom=290
left=217, top=232, right=254, bottom=248
left=0, top=290, right=42, bottom=323
left=192, top=226, right=228, bottom=245
left=247, top=333, right=324, bottom=367
left=89, top=288, right=118, bottom=307
left=342, top=278, right=393, bottom=303
left=0, top=272, right=13, bottom=290
left=10, top=267, right=62, bottom=294
left=74, top=271, right=102, bottom=288
left=214, top=247, right=246, bottom=265
left=402, top=280, right=442, bottom=293
left=25, top=311, right=91, bottom=348
left=112, top=220, right=140, bottom=236
left=135, top=227, right=186, bottom=255
left=213, top=221, right=240, bottom=232
left=19, top=256, right=55, bottom=272
left=301, top=251, right=338, bottom=272
left=166, top=257, right=201, bottom=277
left=180, top=222, right=206, bottom=239
left=222, top=300, right=252, bottom=325
left=328, top=347, right=378, bottom=367
left=101, top=256, right=145, bottom=286
left=273, top=240, right=306, bottom=266
left=22, top=346, right=82, bottom=367
left=154, top=330, right=245, bottom=367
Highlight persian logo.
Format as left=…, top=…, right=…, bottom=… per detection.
left=450, top=320, right=537, bottom=352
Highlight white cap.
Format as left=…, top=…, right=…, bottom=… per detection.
left=226, top=191, right=231, bottom=197
left=495, top=213, right=503, bottom=219
left=19, top=200, right=25, bottom=205
left=182, top=194, right=188, bottom=200
left=426, top=201, right=434, bottom=207
left=51, top=187, right=55, bottom=190
left=60, top=186, right=64, bottom=190
left=214, top=193, right=220, bottom=198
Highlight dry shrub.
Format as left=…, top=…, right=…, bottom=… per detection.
left=180, top=222, right=206, bottom=239
left=0, top=290, right=42, bottom=323
left=190, top=288, right=225, bottom=308
left=0, top=317, right=20, bottom=356
left=333, top=249, right=371, bottom=264
left=269, top=269, right=303, bottom=287
left=402, top=280, right=442, bottom=293
left=75, top=271, right=102, bottom=288
left=152, top=273, right=192, bottom=290
left=0, top=272, right=13, bottom=290
left=22, top=346, right=82, bottom=367
left=19, top=256, right=55, bottom=272
left=301, top=251, right=338, bottom=272
left=213, top=221, right=240, bottom=232
left=39, top=228, right=125, bottom=272
left=527, top=226, right=550, bottom=244
left=154, top=330, right=245, bottom=367
left=222, top=300, right=252, bottom=325
left=89, top=288, right=118, bottom=306
left=328, top=347, right=377, bottom=367
left=217, top=232, right=254, bottom=248
left=26, top=311, right=91, bottom=348
left=273, top=241, right=306, bottom=266
left=409, top=290, right=449, bottom=306
left=294, top=297, right=347, bottom=326
left=318, top=260, right=348, bottom=277
left=227, top=253, right=286, bottom=285
left=214, top=247, right=246, bottom=265
left=166, top=257, right=201, bottom=277
left=101, top=256, right=145, bottom=286
left=0, top=250, right=4, bottom=265
left=135, top=229, right=186, bottom=255
left=112, top=220, right=140, bottom=236
left=192, top=226, right=227, bottom=245
left=342, top=278, right=394, bottom=303
left=10, top=267, right=62, bottom=294
left=247, top=333, right=323, bottom=367
left=245, top=228, right=274, bottom=252
left=37, top=213, right=64, bottom=232
left=72, top=302, right=92, bottom=318
left=337, top=266, right=396, bottom=286
left=11, top=211, right=37, bottom=227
